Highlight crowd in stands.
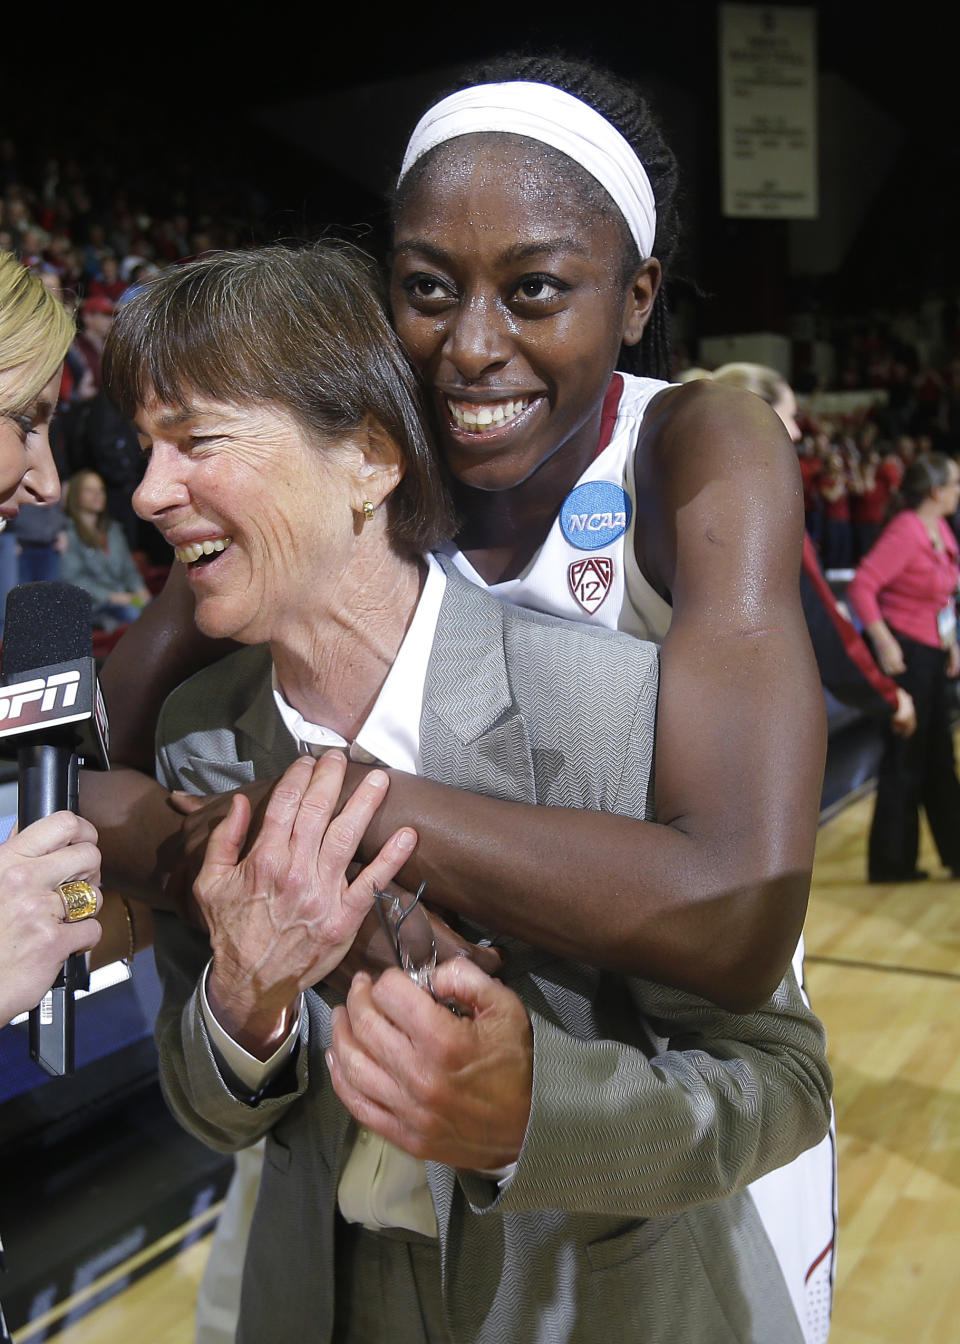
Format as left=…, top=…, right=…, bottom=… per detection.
left=5, top=127, right=960, bottom=618
left=797, top=427, right=916, bottom=572
left=0, top=131, right=267, bottom=537
left=677, top=311, right=960, bottom=576
left=796, top=419, right=960, bottom=576
left=792, top=306, right=960, bottom=570
left=0, top=128, right=279, bottom=641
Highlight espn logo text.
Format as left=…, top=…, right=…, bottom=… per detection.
left=0, top=672, right=81, bottom=723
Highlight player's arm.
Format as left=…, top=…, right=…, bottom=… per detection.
left=100, top=562, right=236, bottom=772
left=631, top=380, right=825, bottom=996
left=89, top=394, right=821, bottom=1008
left=346, top=385, right=823, bottom=1009
left=80, top=563, right=239, bottom=904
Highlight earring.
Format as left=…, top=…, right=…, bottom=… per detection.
left=362, top=500, right=375, bottom=522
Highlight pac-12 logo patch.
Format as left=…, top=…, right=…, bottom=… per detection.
left=559, top=481, right=631, bottom=551
left=568, top=556, right=614, bottom=614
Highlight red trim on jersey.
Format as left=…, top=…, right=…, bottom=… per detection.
left=804, top=1237, right=835, bottom=1283
left=594, top=374, right=625, bottom=461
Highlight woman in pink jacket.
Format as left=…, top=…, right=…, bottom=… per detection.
left=848, top=454, right=960, bottom=881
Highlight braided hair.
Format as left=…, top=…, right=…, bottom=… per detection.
left=395, top=52, right=681, bottom=380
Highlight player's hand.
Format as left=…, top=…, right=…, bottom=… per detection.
left=166, top=779, right=278, bottom=927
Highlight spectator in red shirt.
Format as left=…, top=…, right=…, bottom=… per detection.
left=876, top=446, right=904, bottom=497
left=66, top=295, right=114, bottom=403
left=848, top=455, right=960, bottom=882
left=819, top=449, right=852, bottom=571
left=849, top=448, right=890, bottom=558
left=87, top=253, right=127, bottom=305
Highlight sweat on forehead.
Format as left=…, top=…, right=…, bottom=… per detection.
left=393, top=134, right=639, bottom=274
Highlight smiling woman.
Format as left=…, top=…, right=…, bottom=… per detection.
left=103, top=243, right=452, bottom=561
left=102, top=244, right=454, bottom=726
left=0, top=251, right=70, bottom=520
left=391, top=134, right=643, bottom=502
left=133, top=397, right=416, bottom=663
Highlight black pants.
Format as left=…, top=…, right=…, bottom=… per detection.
left=869, top=632, right=960, bottom=879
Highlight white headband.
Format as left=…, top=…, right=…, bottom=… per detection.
left=398, top=81, right=657, bottom=259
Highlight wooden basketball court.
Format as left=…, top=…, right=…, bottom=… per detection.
left=13, top=779, right=960, bottom=1344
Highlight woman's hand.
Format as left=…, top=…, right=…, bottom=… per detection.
left=947, top=641, right=960, bottom=679
left=328, top=958, right=533, bottom=1168
left=170, top=777, right=501, bottom=982
left=891, top=688, right=917, bottom=737
left=198, top=753, right=416, bottom=1060
left=166, top=779, right=279, bottom=925
left=0, top=813, right=103, bottom=1028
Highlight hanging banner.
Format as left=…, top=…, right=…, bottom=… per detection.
left=720, top=4, right=817, bottom=218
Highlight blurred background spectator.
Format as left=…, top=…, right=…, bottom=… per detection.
left=848, top=455, right=960, bottom=882
left=8, top=496, right=67, bottom=583
left=62, top=470, right=150, bottom=630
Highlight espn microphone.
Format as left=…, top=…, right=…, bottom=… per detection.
left=0, top=582, right=110, bottom=1076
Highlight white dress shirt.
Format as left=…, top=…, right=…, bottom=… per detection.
left=201, top=555, right=452, bottom=1234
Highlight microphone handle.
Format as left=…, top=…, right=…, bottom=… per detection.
left=21, top=742, right=87, bottom=1076
left=18, top=742, right=77, bottom=822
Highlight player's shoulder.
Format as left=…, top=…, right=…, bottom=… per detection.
left=637, top=379, right=796, bottom=482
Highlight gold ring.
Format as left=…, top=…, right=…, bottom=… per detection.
left=57, top=880, right=99, bottom=923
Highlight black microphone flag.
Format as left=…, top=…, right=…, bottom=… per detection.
left=0, top=583, right=110, bottom=1075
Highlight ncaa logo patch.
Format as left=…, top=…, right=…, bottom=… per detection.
left=559, top=481, right=632, bottom=551
left=569, top=556, right=614, bottom=614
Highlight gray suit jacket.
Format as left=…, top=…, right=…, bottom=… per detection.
left=153, top=564, right=830, bottom=1344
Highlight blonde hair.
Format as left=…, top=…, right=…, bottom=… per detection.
left=0, top=251, right=74, bottom=411
left=710, top=361, right=789, bottom=409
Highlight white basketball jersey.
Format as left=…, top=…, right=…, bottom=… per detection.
left=446, top=371, right=837, bottom=1344
left=445, top=374, right=673, bottom=641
